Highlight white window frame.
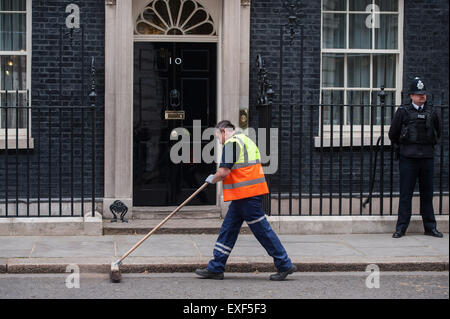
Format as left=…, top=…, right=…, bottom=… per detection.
left=0, top=0, right=32, bottom=148
left=317, top=0, right=404, bottom=146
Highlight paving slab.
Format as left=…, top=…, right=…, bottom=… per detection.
left=274, top=234, right=347, bottom=243
left=333, top=234, right=437, bottom=247
left=407, top=235, right=450, bottom=254
left=0, top=236, right=39, bottom=258
left=30, top=236, right=115, bottom=258
left=425, top=243, right=450, bottom=255
left=114, top=235, right=201, bottom=257
left=285, top=242, right=365, bottom=257
left=355, top=246, right=445, bottom=257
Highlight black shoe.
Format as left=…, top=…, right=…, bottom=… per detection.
left=424, top=229, right=444, bottom=238
left=270, top=265, right=297, bottom=281
left=195, top=268, right=224, bottom=280
left=392, top=231, right=405, bottom=238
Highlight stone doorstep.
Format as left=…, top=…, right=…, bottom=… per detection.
left=3, top=256, right=448, bottom=274
left=102, top=218, right=252, bottom=235
left=103, top=227, right=252, bottom=235
left=132, top=205, right=221, bottom=220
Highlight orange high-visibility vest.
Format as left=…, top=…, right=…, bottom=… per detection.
left=222, top=133, right=269, bottom=202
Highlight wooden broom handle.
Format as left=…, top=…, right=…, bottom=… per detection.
left=118, top=182, right=209, bottom=263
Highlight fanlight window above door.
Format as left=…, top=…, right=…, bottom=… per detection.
left=135, top=0, right=217, bottom=36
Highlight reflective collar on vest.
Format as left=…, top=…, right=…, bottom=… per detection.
left=225, top=134, right=261, bottom=169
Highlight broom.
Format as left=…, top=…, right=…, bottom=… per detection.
left=110, top=182, right=209, bottom=283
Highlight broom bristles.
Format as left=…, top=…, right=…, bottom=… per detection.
left=110, top=261, right=122, bottom=283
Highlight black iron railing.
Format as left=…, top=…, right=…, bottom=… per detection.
left=260, top=91, right=449, bottom=216
left=0, top=91, right=97, bottom=217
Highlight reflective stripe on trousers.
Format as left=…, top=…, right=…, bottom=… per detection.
left=207, top=196, right=293, bottom=274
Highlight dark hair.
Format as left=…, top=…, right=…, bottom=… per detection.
left=215, top=120, right=235, bottom=130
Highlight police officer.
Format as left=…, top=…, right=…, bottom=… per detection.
left=195, top=120, right=296, bottom=280
left=389, top=77, right=443, bottom=238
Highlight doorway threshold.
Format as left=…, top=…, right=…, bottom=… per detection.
left=103, top=218, right=253, bottom=235
left=132, top=205, right=221, bottom=220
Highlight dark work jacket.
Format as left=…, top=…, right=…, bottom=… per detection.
left=388, top=103, right=441, bottom=159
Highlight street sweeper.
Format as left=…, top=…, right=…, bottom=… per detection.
left=110, top=120, right=296, bottom=282
left=194, top=120, right=296, bottom=281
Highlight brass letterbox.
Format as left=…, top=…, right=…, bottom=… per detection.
left=165, top=110, right=185, bottom=120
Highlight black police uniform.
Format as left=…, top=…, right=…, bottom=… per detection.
left=388, top=78, right=442, bottom=237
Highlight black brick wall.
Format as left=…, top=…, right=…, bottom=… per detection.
left=0, top=0, right=104, bottom=203
left=249, top=0, right=449, bottom=198
left=402, top=0, right=449, bottom=99
left=1, top=0, right=448, bottom=211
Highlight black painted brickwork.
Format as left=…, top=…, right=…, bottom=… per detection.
left=1, top=0, right=448, bottom=209
left=249, top=0, right=449, bottom=197
left=0, top=0, right=105, bottom=202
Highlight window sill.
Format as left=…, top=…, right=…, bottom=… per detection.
left=314, top=133, right=391, bottom=148
left=0, top=137, right=35, bottom=150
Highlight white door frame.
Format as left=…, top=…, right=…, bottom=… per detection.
left=104, top=0, right=250, bottom=218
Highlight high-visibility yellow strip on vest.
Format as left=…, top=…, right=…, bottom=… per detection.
left=222, top=133, right=269, bottom=202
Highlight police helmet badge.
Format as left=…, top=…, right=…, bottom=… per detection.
left=417, top=80, right=424, bottom=90
left=410, top=77, right=426, bottom=94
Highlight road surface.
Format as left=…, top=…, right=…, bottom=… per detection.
left=0, top=271, right=447, bottom=299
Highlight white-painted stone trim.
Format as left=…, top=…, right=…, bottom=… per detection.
left=103, top=198, right=133, bottom=220
left=104, top=0, right=134, bottom=217
left=0, top=137, right=34, bottom=149
left=0, top=212, right=103, bottom=236
left=267, top=215, right=449, bottom=235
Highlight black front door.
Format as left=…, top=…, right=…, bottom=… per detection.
left=133, top=42, right=217, bottom=206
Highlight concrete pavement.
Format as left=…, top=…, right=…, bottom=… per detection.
left=0, top=233, right=448, bottom=274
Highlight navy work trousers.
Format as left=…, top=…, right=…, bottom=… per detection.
left=396, top=156, right=437, bottom=233
left=207, top=196, right=293, bottom=273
